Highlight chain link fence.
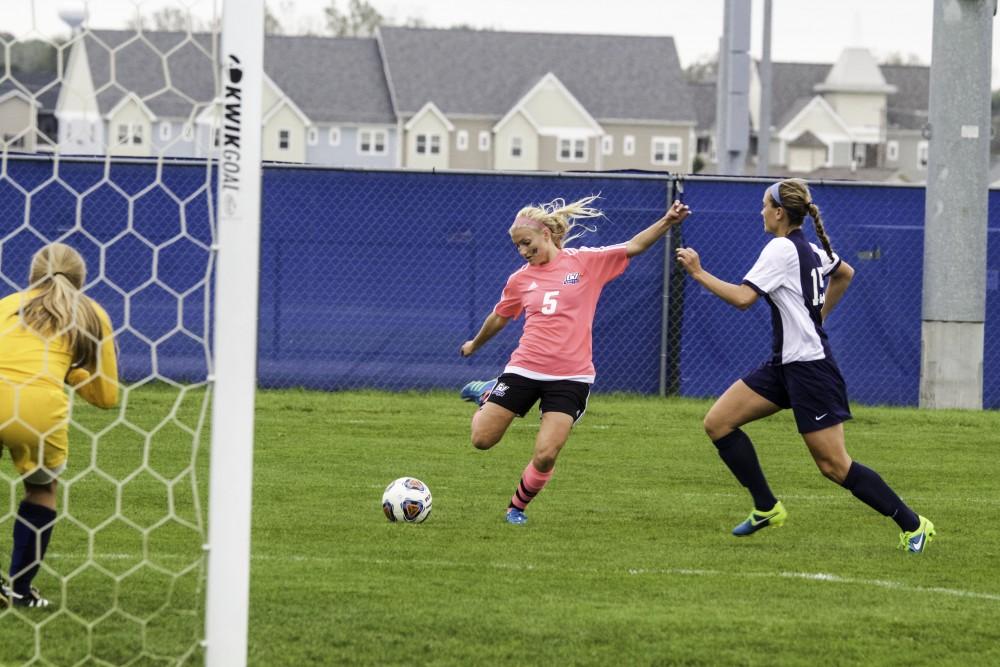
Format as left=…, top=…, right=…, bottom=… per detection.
left=3, top=158, right=998, bottom=407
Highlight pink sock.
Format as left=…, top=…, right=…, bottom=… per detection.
left=509, top=462, right=553, bottom=511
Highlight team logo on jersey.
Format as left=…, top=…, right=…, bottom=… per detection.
left=527, top=281, right=538, bottom=290
left=492, top=382, right=509, bottom=397
left=563, top=272, right=579, bottom=285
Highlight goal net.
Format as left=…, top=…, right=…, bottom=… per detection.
left=0, top=1, right=261, bottom=663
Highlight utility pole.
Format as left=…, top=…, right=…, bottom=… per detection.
left=919, top=0, right=995, bottom=408
left=756, top=0, right=773, bottom=176
left=716, top=0, right=751, bottom=175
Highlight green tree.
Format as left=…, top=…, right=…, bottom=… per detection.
left=324, top=0, right=384, bottom=37
left=265, top=6, right=285, bottom=35
left=685, top=53, right=717, bottom=82
left=0, top=34, right=60, bottom=78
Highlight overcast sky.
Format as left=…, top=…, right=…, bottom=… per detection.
left=6, top=0, right=1000, bottom=86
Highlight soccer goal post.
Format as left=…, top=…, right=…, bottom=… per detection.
left=205, top=1, right=264, bottom=664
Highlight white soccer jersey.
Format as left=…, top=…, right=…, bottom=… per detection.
left=741, top=229, right=841, bottom=364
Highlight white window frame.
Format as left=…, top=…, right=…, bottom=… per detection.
left=510, top=136, right=523, bottom=158
left=328, top=126, right=341, bottom=146
left=278, top=129, right=290, bottom=150
left=557, top=137, right=587, bottom=163
left=478, top=131, right=490, bottom=151
left=651, top=137, right=681, bottom=166
left=307, top=127, right=319, bottom=146
left=602, top=135, right=613, bottom=156
left=415, top=133, right=441, bottom=155
left=917, top=140, right=928, bottom=169
left=623, top=135, right=636, bottom=156
left=886, top=140, right=899, bottom=162
left=117, top=122, right=144, bottom=146
left=182, top=123, right=194, bottom=141
left=159, top=122, right=171, bottom=141
left=456, top=130, right=468, bottom=151
left=358, top=128, right=388, bottom=156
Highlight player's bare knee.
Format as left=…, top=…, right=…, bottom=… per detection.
left=703, top=415, right=727, bottom=441
left=470, top=432, right=499, bottom=450
left=815, top=459, right=846, bottom=483
left=532, top=453, right=556, bottom=471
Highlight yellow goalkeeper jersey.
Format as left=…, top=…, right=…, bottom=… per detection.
left=0, top=288, right=119, bottom=408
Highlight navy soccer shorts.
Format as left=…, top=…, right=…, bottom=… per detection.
left=485, top=373, right=591, bottom=423
left=742, top=357, right=852, bottom=434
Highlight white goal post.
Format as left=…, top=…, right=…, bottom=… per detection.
left=205, top=1, right=264, bottom=664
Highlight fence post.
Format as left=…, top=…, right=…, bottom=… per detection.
left=659, top=177, right=685, bottom=396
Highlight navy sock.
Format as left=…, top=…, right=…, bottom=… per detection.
left=9, top=500, right=57, bottom=595
left=841, top=462, right=920, bottom=532
left=712, top=429, right=778, bottom=511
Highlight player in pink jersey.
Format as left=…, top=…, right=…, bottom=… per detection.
left=460, top=195, right=690, bottom=524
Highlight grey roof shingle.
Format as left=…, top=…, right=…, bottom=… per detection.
left=881, top=64, right=930, bottom=130
left=83, top=30, right=394, bottom=124
left=262, top=35, right=394, bottom=123
left=86, top=30, right=217, bottom=119
left=788, top=129, right=826, bottom=148
left=378, top=26, right=695, bottom=123
left=687, top=80, right=716, bottom=132
left=1, top=70, right=62, bottom=110
left=768, top=61, right=831, bottom=126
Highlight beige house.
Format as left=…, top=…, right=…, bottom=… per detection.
left=0, top=88, right=40, bottom=152
left=378, top=27, right=697, bottom=174
left=403, top=102, right=453, bottom=170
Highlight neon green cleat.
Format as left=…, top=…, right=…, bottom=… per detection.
left=899, top=515, right=935, bottom=554
left=732, top=500, right=787, bottom=536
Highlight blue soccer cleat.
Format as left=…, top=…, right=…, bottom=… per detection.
left=460, top=379, right=497, bottom=406
left=732, top=500, right=787, bottom=536
left=505, top=508, right=527, bottom=525
left=899, top=515, right=935, bottom=554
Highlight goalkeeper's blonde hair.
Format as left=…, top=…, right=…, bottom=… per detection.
left=22, top=243, right=103, bottom=370
left=510, top=195, right=603, bottom=248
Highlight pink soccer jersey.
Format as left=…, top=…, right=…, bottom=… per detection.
left=493, top=244, right=630, bottom=382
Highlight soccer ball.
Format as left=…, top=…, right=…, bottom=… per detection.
left=381, top=477, right=433, bottom=523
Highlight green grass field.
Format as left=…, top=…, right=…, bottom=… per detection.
left=2, top=386, right=999, bottom=666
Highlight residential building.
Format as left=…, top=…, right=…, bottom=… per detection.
left=45, top=26, right=698, bottom=173
left=0, top=72, right=60, bottom=153
left=377, top=27, right=697, bottom=173
left=693, top=47, right=931, bottom=182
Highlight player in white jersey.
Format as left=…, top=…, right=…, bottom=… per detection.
left=460, top=196, right=690, bottom=525
left=674, top=179, right=934, bottom=553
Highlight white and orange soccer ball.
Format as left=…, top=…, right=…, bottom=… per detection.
left=381, top=477, right=433, bottom=523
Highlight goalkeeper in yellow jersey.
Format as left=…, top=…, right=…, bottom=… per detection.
left=0, top=243, right=118, bottom=608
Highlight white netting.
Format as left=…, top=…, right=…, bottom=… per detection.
left=0, top=2, right=223, bottom=662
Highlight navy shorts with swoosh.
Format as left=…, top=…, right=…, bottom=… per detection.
left=741, top=358, right=852, bottom=434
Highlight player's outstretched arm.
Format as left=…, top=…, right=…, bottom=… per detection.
left=675, top=246, right=758, bottom=311
left=460, top=312, right=510, bottom=357
left=821, top=260, right=854, bottom=322
left=625, top=200, right=691, bottom=258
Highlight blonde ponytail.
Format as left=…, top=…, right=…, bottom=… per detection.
left=22, top=243, right=103, bottom=369
left=511, top=194, right=604, bottom=248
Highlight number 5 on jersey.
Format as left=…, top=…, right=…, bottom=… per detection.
left=541, top=290, right=560, bottom=314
